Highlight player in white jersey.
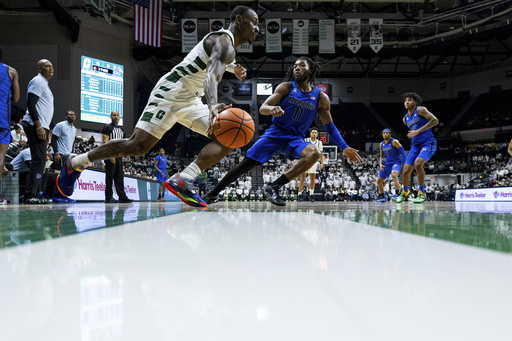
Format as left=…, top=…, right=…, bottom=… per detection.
left=58, top=6, right=260, bottom=207
left=298, top=127, right=324, bottom=202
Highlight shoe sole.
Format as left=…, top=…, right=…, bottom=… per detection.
left=165, top=181, right=207, bottom=207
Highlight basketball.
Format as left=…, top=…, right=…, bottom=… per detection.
left=213, top=107, right=255, bottom=148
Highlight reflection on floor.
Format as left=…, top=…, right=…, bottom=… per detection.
left=2, top=201, right=512, bottom=253
left=1, top=201, right=511, bottom=340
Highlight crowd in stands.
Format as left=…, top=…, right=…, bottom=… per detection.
left=4, top=113, right=512, bottom=203
left=201, top=141, right=512, bottom=203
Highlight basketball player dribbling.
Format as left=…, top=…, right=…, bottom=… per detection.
left=57, top=6, right=260, bottom=207
left=203, top=57, right=362, bottom=207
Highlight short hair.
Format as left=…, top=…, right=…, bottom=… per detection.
left=401, top=92, right=423, bottom=105
left=230, top=5, right=253, bottom=22
left=13, top=124, right=20, bottom=130
left=309, top=127, right=318, bottom=133
left=284, top=56, right=321, bottom=84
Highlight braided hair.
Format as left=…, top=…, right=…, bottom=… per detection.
left=283, top=56, right=320, bottom=85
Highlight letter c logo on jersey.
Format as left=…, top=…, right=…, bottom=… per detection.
left=183, top=20, right=196, bottom=33
left=267, top=21, right=280, bottom=34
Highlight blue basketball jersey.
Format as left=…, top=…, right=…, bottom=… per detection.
left=0, top=63, right=12, bottom=127
left=404, top=106, right=434, bottom=145
left=155, top=155, right=167, bottom=170
left=382, top=138, right=400, bottom=163
left=272, top=81, right=320, bottom=136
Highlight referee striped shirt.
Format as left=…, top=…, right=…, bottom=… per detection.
left=101, top=123, right=125, bottom=141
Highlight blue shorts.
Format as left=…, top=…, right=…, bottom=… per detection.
left=246, top=125, right=310, bottom=163
left=405, top=139, right=437, bottom=165
left=379, top=161, right=402, bottom=179
left=0, top=128, right=11, bottom=145
left=156, top=169, right=167, bottom=182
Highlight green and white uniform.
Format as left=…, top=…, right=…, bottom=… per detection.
left=305, top=137, right=323, bottom=174
left=136, top=29, right=236, bottom=139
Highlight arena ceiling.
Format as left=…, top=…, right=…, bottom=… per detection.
left=2, top=0, right=512, bottom=80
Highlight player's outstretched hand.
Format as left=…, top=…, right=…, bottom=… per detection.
left=207, top=103, right=232, bottom=135
left=343, top=147, right=362, bottom=164
left=234, top=65, right=247, bottom=81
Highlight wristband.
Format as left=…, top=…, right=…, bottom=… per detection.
left=36, top=126, right=44, bottom=130
left=225, top=63, right=236, bottom=73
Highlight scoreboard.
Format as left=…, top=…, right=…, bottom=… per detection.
left=80, top=56, right=124, bottom=125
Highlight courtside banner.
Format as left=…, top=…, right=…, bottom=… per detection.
left=265, top=18, right=282, bottom=53
left=292, top=19, right=309, bottom=55
left=456, top=187, right=512, bottom=202
left=68, top=169, right=139, bottom=201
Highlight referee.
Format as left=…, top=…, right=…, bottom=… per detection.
left=102, top=111, right=132, bottom=203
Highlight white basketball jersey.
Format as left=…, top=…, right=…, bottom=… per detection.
left=306, top=137, right=323, bottom=152
left=164, top=29, right=235, bottom=97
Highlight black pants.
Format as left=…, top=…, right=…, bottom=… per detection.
left=105, top=157, right=128, bottom=201
left=23, top=121, right=49, bottom=198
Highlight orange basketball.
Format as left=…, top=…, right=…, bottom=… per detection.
left=213, top=107, right=255, bottom=148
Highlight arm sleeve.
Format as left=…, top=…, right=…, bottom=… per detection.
left=26, top=93, right=40, bottom=123
left=398, top=146, right=407, bottom=164
left=51, top=135, right=59, bottom=154
left=324, top=122, right=348, bottom=151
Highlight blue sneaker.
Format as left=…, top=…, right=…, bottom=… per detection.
left=391, top=194, right=399, bottom=201
left=165, top=174, right=207, bottom=207
left=56, top=154, right=84, bottom=197
left=376, top=197, right=387, bottom=203
left=52, top=196, right=77, bottom=203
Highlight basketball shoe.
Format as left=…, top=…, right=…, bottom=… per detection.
left=375, top=196, right=387, bottom=203
left=395, top=190, right=410, bottom=203
left=413, top=191, right=426, bottom=204
left=202, top=193, right=219, bottom=205
left=165, top=174, right=206, bottom=207
left=56, top=154, right=84, bottom=197
left=263, top=184, right=286, bottom=206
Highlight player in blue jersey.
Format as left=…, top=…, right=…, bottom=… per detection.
left=154, top=148, right=168, bottom=201
left=0, top=46, right=20, bottom=204
left=375, top=129, right=407, bottom=203
left=203, top=57, right=361, bottom=206
left=396, top=92, right=439, bottom=204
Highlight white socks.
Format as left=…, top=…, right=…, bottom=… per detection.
left=72, top=153, right=92, bottom=169
left=179, top=162, right=201, bottom=180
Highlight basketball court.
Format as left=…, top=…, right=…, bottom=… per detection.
left=1, top=200, right=511, bottom=340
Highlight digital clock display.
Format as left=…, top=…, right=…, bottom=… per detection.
left=319, top=132, right=329, bottom=144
